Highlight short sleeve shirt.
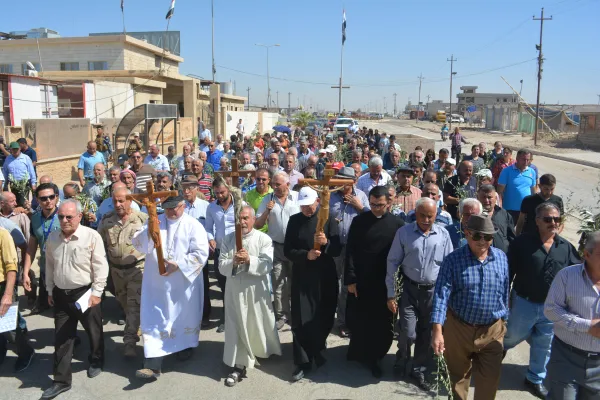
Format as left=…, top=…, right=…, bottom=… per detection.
left=77, top=152, right=106, bottom=179
left=498, top=165, right=537, bottom=211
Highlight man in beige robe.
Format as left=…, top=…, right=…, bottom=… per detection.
left=219, top=205, right=281, bottom=387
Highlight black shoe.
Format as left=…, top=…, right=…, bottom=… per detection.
left=176, top=348, right=193, bottom=362
left=371, top=361, right=383, bottom=379
left=291, top=365, right=311, bottom=382
left=411, top=369, right=433, bottom=392
left=201, top=319, right=210, bottom=329
left=393, top=359, right=407, bottom=377
left=30, top=303, right=49, bottom=315
left=41, top=383, right=72, bottom=399
left=14, top=350, right=34, bottom=372
left=74, top=336, right=81, bottom=347
left=524, top=378, right=548, bottom=399
left=117, top=318, right=126, bottom=326
left=338, top=326, right=351, bottom=338
left=0, top=346, right=6, bottom=366
left=314, top=352, right=327, bottom=368
left=275, top=318, right=286, bottom=331
left=87, top=365, right=102, bottom=378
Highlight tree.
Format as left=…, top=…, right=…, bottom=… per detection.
left=293, top=111, right=315, bottom=129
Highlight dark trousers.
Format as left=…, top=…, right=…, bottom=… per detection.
left=546, top=337, right=600, bottom=399
left=0, top=282, right=33, bottom=359
left=507, top=210, right=520, bottom=228
left=451, top=146, right=462, bottom=164
left=396, top=279, right=435, bottom=370
left=52, top=286, right=104, bottom=385
left=202, top=262, right=211, bottom=321
left=213, top=249, right=226, bottom=321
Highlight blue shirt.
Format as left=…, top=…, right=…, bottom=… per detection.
left=386, top=222, right=454, bottom=296
left=77, top=151, right=106, bottom=180
left=346, top=161, right=367, bottom=171
left=329, top=188, right=370, bottom=245
left=498, top=164, right=536, bottom=211
left=445, top=222, right=468, bottom=250
left=30, top=209, right=61, bottom=272
left=96, top=197, right=141, bottom=224
left=143, top=154, right=170, bottom=171
left=206, top=149, right=224, bottom=172
left=431, top=245, right=510, bottom=326
left=22, top=147, right=37, bottom=163
left=404, top=208, right=452, bottom=227
left=0, top=218, right=26, bottom=247
left=3, top=153, right=37, bottom=186
left=205, top=199, right=236, bottom=249
left=184, top=198, right=209, bottom=228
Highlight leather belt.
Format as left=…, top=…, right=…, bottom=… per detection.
left=450, top=309, right=499, bottom=328
left=557, top=337, right=600, bottom=360
left=112, top=259, right=144, bottom=270
left=403, top=273, right=435, bottom=290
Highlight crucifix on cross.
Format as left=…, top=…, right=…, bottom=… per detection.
left=127, top=181, right=178, bottom=275
left=215, top=158, right=256, bottom=251
left=298, top=162, right=353, bottom=250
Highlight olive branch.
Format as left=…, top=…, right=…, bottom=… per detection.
left=432, top=352, right=453, bottom=399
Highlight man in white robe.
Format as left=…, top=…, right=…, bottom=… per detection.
left=132, top=195, right=209, bottom=379
left=219, top=205, right=281, bottom=386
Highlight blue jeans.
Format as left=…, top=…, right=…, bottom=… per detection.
left=503, top=291, right=554, bottom=384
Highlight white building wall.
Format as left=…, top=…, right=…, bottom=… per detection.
left=0, top=41, right=125, bottom=73
left=84, top=81, right=134, bottom=123
left=225, top=111, right=280, bottom=138
left=9, top=76, right=42, bottom=126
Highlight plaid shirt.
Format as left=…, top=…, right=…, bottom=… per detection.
left=491, top=158, right=515, bottom=185
left=432, top=245, right=509, bottom=325
left=396, top=185, right=422, bottom=214
left=450, top=132, right=467, bottom=148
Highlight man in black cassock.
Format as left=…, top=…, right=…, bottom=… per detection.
left=284, top=186, right=341, bottom=382
left=345, top=186, right=405, bottom=378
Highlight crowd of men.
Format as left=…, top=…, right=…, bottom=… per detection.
left=0, top=121, right=598, bottom=400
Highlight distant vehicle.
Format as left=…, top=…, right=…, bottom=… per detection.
left=334, top=117, right=358, bottom=133
left=326, top=118, right=337, bottom=129
left=305, top=120, right=325, bottom=134
left=436, top=111, right=447, bottom=122
left=446, top=114, right=464, bottom=123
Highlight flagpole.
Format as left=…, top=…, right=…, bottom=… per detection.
left=121, top=5, right=126, bottom=35
left=338, top=43, right=344, bottom=115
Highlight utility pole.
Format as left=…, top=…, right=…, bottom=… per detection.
left=384, top=97, right=387, bottom=114
left=426, top=94, right=431, bottom=104
left=211, top=0, right=215, bottom=82
left=288, top=92, right=291, bottom=118
left=447, top=55, right=457, bottom=130
left=597, top=94, right=599, bottom=105
left=393, top=93, right=397, bottom=117
left=416, top=73, right=425, bottom=124
left=519, top=80, right=524, bottom=96
left=276, top=91, right=279, bottom=111
left=255, top=43, right=280, bottom=110
left=246, top=87, right=250, bottom=111
left=533, top=8, right=552, bottom=146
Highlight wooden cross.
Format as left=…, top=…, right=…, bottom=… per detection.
left=215, top=158, right=257, bottom=251
left=298, top=162, right=354, bottom=250
left=127, top=181, right=178, bottom=275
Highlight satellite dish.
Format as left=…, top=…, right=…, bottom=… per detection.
left=26, top=61, right=36, bottom=71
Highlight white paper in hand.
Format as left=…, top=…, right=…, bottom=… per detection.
left=75, top=289, right=92, bottom=313
left=0, top=303, right=19, bottom=333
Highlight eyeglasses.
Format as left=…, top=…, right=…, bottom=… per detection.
left=58, top=214, right=77, bottom=221
left=540, top=216, right=561, bottom=224
left=256, top=178, right=268, bottom=182
left=182, top=185, right=199, bottom=191
left=471, top=232, right=494, bottom=242
left=38, top=194, right=57, bottom=202
left=131, top=156, right=142, bottom=159
left=369, top=202, right=388, bottom=209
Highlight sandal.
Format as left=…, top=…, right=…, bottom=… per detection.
left=224, top=367, right=247, bottom=387
left=136, top=368, right=161, bottom=380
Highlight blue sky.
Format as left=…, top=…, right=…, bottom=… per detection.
left=6, top=0, right=599, bottom=111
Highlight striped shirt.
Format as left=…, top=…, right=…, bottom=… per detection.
left=432, top=245, right=509, bottom=325
left=396, top=185, right=422, bottom=214
left=544, top=263, right=600, bottom=352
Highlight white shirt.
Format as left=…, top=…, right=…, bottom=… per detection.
left=256, top=190, right=300, bottom=243
left=356, top=170, right=392, bottom=194
left=184, top=198, right=210, bottom=228
left=143, top=154, right=170, bottom=171
left=236, top=123, right=245, bottom=134
left=199, top=129, right=212, bottom=142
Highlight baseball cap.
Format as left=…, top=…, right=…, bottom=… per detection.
left=132, top=132, right=140, bottom=137
left=318, top=149, right=327, bottom=154
left=297, top=187, right=318, bottom=206
left=9, top=142, right=19, bottom=149
left=445, top=157, right=456, bottom=166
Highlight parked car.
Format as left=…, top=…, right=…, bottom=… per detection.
left=446, top=114, right=464, bottom=123
left=334, top=117, right=358, bottom=133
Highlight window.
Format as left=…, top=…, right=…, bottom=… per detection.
left=60, top=62, right=80, bottom=71
left=0, top=64, right=13, bottom=74
left=155, top=55, right=161, bottom=68
left=496, top=98, right=500, bottom=102
left=88, top=61, right=108, bottom=71
left=503, top=98, right=508, bottom=102
left=21, top=63, right=40, bottom=75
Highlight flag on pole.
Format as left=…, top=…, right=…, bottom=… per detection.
left=342, top=10, right=346, bottom=45
left=121, top=0, right=124, bottom=11
left=166, top=0, right=175, bottom=19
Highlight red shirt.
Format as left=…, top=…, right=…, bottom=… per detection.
left=492, top=159, right=515, bottom=186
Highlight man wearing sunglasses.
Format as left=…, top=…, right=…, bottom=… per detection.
left=3, top=142, right=37, bottom=207
left=41, top=199, right=109, bottom=399
left=205, top=141, right=224, bottom=173
left=23, top=183, right=61, bottom=314
left=503, top=202, right=580, bottom=398
left=432, top=214, right=509, bottom=400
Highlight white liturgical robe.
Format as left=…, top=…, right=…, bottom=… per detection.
left=219, top=229, right=282, bottom=368
left=132, top=213, right=209, bottom=358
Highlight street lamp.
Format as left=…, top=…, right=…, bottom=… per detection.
left=255, top=43, right=280, bottom=110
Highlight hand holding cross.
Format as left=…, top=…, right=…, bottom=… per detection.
left=127, top=181, right=178, bottom=275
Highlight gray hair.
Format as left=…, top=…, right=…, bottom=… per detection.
left=242, top=204, right=256, bottom=217
left=199, top=151, right=207, bottom=158
left=156, top=171, right=173, bottom=182
left=272, top=171, right=290, bottom=184
left=415, top=197, right=437, bottom=211
left=535, top=202, right=560, bottom=218
left=220, top=156, right=229, bottom=164
left=459, top=198, right=482, bottom=216
left=352, top=149, right=363, bottom=156
left=368, top=156, right=383, bottom=167
left=112, top=187, right=132, bottom=196
left=94, top=162, right=106, bottom=170
left=60, top=199, right=83, bottom=213
left=109, top=165, right=121, bottom=174
left=584, top=231, right=600, bottom=254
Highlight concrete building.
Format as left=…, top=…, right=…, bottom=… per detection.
left=578, top=111, right=600, bottom=150
left=0, top=32, right=246, bottom=133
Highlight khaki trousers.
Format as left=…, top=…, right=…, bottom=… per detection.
left=111, top=265, right=143, bottom=344
left=444, top=310, right=506, bottom=400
